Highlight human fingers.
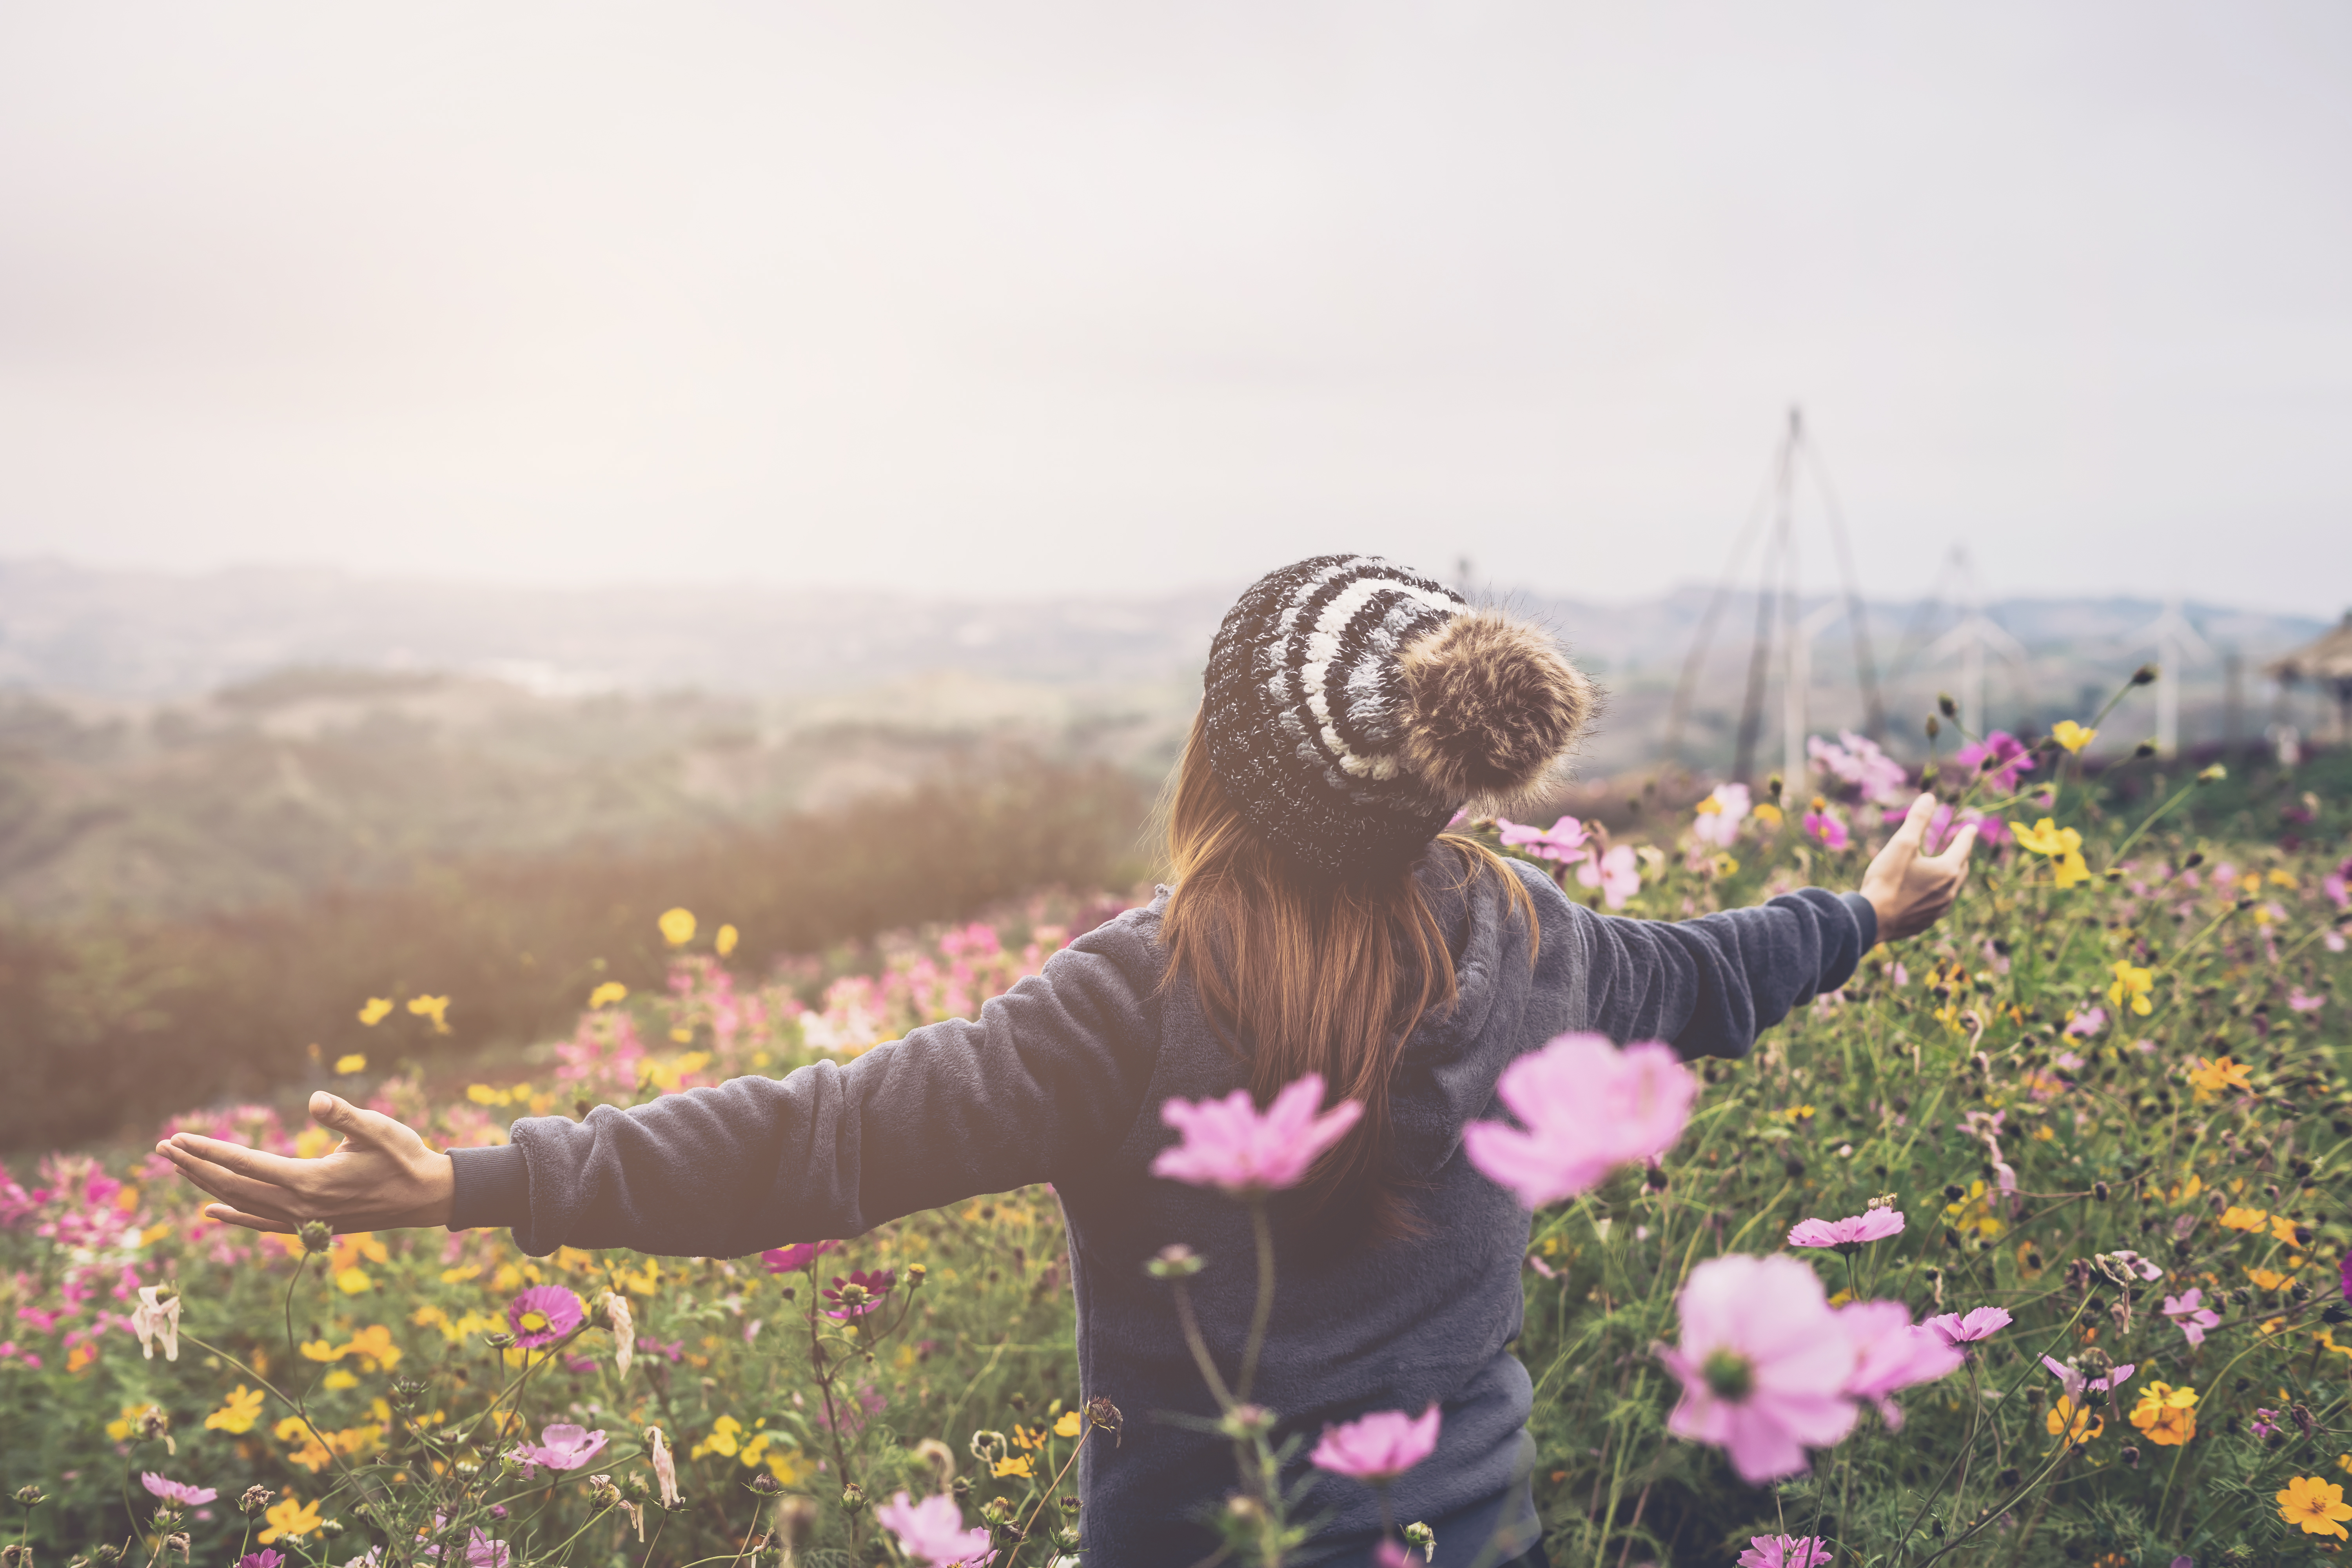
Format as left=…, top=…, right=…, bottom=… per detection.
left=310, top=1091, right=423, bottom=1154
left=201, top=1204, right=299, bottom=1236
left=1934, top=822, right=1981, bottom=872
left=156, top=1143, right=309, bottom=1220
left=163, top=1131, right=329, bottom=1191
left=1889, top=793, right=1937, bottom=851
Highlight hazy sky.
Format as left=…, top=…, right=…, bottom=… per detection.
left=3, top=4, right=2348, bottom=612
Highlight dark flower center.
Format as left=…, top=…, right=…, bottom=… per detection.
left=1701, top=1349, right=1755, bottom=1402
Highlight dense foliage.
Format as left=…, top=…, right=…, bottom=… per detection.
left=0, top=706, right=2347, bottom=1566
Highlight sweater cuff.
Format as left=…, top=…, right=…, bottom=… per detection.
left=1836, top=892, right=1880, bottom=985
left=447, top=1142, right=531, bottom=1233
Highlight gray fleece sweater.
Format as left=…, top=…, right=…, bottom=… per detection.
left=450, top=855, right=1875, bottom=1568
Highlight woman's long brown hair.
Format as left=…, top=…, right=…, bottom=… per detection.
left=1158, top=709, right=1536, bottom=1239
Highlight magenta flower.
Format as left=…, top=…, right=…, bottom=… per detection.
left=1923, top=1306, right=2012, bottom=1347
left=762, top=1240, right=842, bottom=1274
left=506, top=1285, right=584, bottom=1348
left=1739, top=1537, right=1833, bottom=1568
left=1803, top=809, right=1850, bottom=851
left=874, top=1490, right=995, bottom=1566
left=1463, top=1033, right=1696, bottom=1209
left=1152, top=1073, right=1363, bottom=1196
left=1836, top=1301, right=1964, bottom=1430
left=1953, top=731, right=2031, bottom=793
left=236, top=1554, right=284, bottom=1568
left=1577, top=843, right=1641, bottom=908
left=1656, top=1254, right=1860, bottom=1483
left=1309, top=1405, right=1441, bottom=1485
left=2161, top=1287, right=2220, bottom=1347
left=1495, top=815, right=1590, bottom=862
left=824, top=1268, right=897, bottom=1319
left=1786, top=1209, right=1905, bottom=1252
left=506, top=1422, right=607, bottom=1477
left=140, top=1474, right=218, bottom=1506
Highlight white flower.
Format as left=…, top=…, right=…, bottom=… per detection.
left=646, top=1425, right=680, bottom=1508
left=603, top=1292, right=634, bottom=1378
left=131, top=1286, right=181, bottom=1362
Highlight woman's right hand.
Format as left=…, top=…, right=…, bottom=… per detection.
left=156, top=1091, right=456, bottom=1235
left=1859, top=793, right=1978, bottom=943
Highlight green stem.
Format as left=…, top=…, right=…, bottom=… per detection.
left=1237, top=1200, right=1278, bottom=1404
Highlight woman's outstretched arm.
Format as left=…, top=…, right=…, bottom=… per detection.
left=158, top=906, right=1169, bottom=1256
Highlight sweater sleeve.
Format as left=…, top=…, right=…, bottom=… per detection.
left=463, top=908, right=1167, bottom=1258
left=1574, top=888, right=1877, bottom=1060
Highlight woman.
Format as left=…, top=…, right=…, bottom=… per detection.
left=161, top=555, right=1973, bottom=1567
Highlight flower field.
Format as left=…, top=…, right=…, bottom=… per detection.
left=2, top=701, right=2350, bottom=1566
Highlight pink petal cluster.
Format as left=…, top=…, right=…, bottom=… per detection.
left=1786, top=1209, right=1905, bottom=1250
left=2040, top=1355, right=2135, bottom=1403
left=1577, top=844, right=1641, bottom=908
left=506, top=1423, right=607, bottom=1477
left=1495, top=815, right=1590, bottom=862
left=1309, top=1404, right=1441, bottom=1485
left=1809, top=731, right=1912, bottom=805
left=2161, top=1287, right=2220, bottom=1347
left=140, top=1474, right=218, bottom=1506
left=1803, top=809, right=1850, bottom=851
left=1690, top=784, right=1751, bottom=849
left=1656, top=1254, right=1860, bottom=1483
left=1952, top=730, right=2033, bottom=793
left=874, top=1490, right=996, bottom=1566
left=1923, top=1306, right=2013, bottom=1347
left=1739, top=1537, right=1833, bottom=1568
left=761, top=1240, right=841, bottom=1274
left=1463, top=1034, right=1697, bottom=1209
left=506, top=1285, right=584, bottom=1348
left=1151, top=1074, right=1363, bottom=1196
left=1836, top=1301, right=1965, bottom=1430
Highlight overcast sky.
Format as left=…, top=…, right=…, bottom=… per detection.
left=2, top=3, right=2348, bottom=613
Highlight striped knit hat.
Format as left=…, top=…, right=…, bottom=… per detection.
left=1202, top=554, right=1598, bottom=876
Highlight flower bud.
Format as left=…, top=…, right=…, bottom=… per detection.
left=1086, top=1396, right=1125, bottom=1445
left=1938, top=693, right=1958, bottom=719
left=1405, top=1522, right=1437, bottom=1557
left=2120, top=1445, right=2140, bottom=1468
left=2131, top=663, right=2156, bottom=685
left=2198, top=763, right=2227, bottom=783
left=1146, top=1245, right=1205, bottom=1280
left=239, top=1486, right=275, bottom=1515
left=298, top=1220, right=333, bottom=1254
left=1925, top=715, right=1941, bottom=739
left=12, top=1487, right=45, bottom=1508
left=2132, top=740, right=2156, bottom=759
left=839, top=1482, right=866, bottom=1515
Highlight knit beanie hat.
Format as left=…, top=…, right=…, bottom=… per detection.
left=1201, top=554, right=1598, bottom=877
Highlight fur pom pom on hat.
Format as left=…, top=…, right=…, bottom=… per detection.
left=1201, top=554, right=1597, bottom=875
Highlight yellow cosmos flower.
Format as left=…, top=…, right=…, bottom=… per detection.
left=1054, top=1410, right=1083, bottom=1439
left=356, top=997, right=394, bottom=1027
left=2128, top=1382, right=2197, bottom=1446
left=1752, top=801, right=1785, bottom=828
left=588, top=981, right=629, bottom=1009
left=691, top=1414, right=744, bottom=1459
left=715, top=923, right=739, bottom=957
left=2052, top=720, right=2097, bottom=753
left=2248, top=1267, right=2293, bottom=1292
left=258, top=1494, right=323, bottom=1543
left=2107, top=961, right=2154, bottom=1016
left=333, top=1053, right=366, bottom=1074
left=2188, top=1056, right=2252, bottom=1096
left=204, top=1385, right=267, bottom=1434
left=2279, top=1475, right=2352, bottom=1539
left=2219, top=1205, right=2269, bottom=1232
left=993, top=1454, right=1034, bottom=1480
left=2045, top=1396, right=2101, bottom=1445
left=659, top=907, right=697, bottom=946
left=407, top=995, right=452, bottom=1033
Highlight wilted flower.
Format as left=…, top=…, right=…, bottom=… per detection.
left=646, top=1426, right=680, bottom=1508
left=130, top=1286, right=181, bottom=1363
left=1786, top=1209, right=1905, bottom=1252
left=507, top=1424, right=608, bottom=1477
left=873, top=1490, right=995, bottom=1566
left=601, top=1292, right=634, bottom=1377
left=1463, top=1033, right=1696, bottom=1209
left=1656, top=1254, right=1859, bottom=1483
left=1923, top=1306, right=2012, bottom=1347
left=506, top=1286, right=584, bottom=1348
left=1309, top=1405, right=1440, bottom=1485
left=1152, top=1074, right=1363, bottom=1196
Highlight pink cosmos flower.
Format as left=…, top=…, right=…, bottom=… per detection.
left=506, top=1423, right=606, bottom=1477
left=1803, top=810, right=1850, bottom=851
left=1739, top=1537, right=1833, bottom=1568
left=824, top=1268, right=897, bottom=1319
left=1309, top=1405, right=1441, bottom=1484
left=1152, top=1073, right=1363, bottom=1196
left=1691, top=784, right=1751, bottom=849
left=2064, top=1007, right=2107, bottom=1038
left=1495, top=815, right=1590, bottom=863
left=762, top=1240, right=842, bottom=1273
left=1463, top=1034, right=1696, bottom=1209
left=1923, top=1306, right=2012, bottom=1347
left=506, top=1286, right=584, bottom=1348
left=236, top=1554, right=283, bottom=1568
left=1810, top=732, right=1911, bottom=806
left=2288, top=988, right=2325, bottom=1013
left=874, top=1490, right=995, bottom=1566
left=1577, top=844, right=1641, bottom=908
left=2105, top=1250, right=2163, bottom=1283
left=1656, top=1254, right=1860, bottom=1483
left=1837, top=1301, right=1965, bottom=1429
left=2040, top=1355, right=2134, bottom=1404
left=2161, top=1287, right=2220, bottom=1347
left=140, top=1474, right=218, bottom=1506
left=1786, top=1209, right=1905, bottom=1251
left=1953, top=731, right=2032, bottom=794
left=2323, top=867, right=2349, bottom=910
